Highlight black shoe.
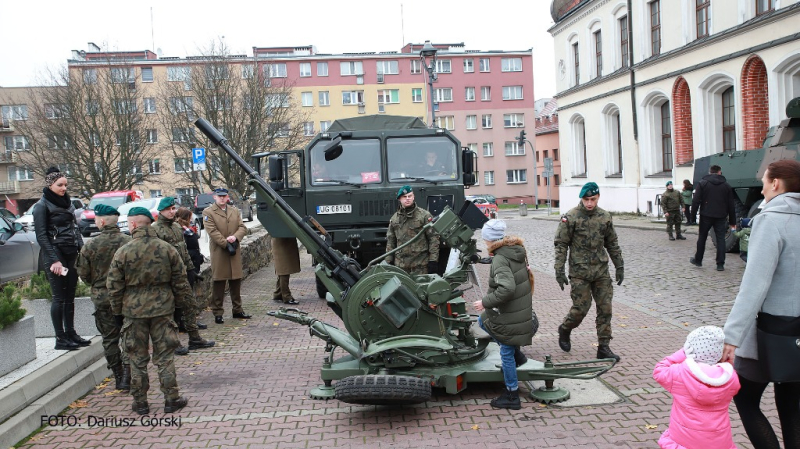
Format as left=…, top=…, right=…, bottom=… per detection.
left=132, top=400, right=150, bottom=415
left=717, top=264, right=724, bottom=271
left=118, top=364, right=131, bottom=391
left=55, top=336, right=79, bottom=351
left=232, top=312, right=252, bottom=319
left=558, top=325, right=571, bottom=352
left=197, top=322, right=207, bottom=330
left=67, top=331, right=91, bottom=347
left=164, top=396, right=188, bottom=413
left=174, top=345, right=189, bottom=356
left=689, top=257, right=702, bottom=267
left=283, top=299, right=299, bottom=305
left=597, top=345, right=621, bottom=362
left=188, top=337, right=215, bottom=350
left=112, top=364, right=124, bottom=390
left=513, top=347, right=528, bottom=367
left=214, top=316, right=224, bottom=324
left=676, top=234, right=687, bottom=240
left=490, top=389, right=521, bottom=410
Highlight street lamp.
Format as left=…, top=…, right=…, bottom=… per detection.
left=419, top=40, right=438, bottom=128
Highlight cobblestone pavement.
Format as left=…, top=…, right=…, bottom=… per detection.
left=17, top=215, right=779, bottom=448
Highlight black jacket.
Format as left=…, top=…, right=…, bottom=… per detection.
left=183, top=228, right=203, bottom=272
left=33, top=196, right=83, bottom=268
left=691, top=174, right=736, bottom=224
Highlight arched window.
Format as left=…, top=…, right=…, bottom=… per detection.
left=570, top=115, right=587, bottom=176
left=661, top=102, right=673, bottom=171
left=602, top=104, right=623, bottom=175
left=722, top=87, right=736, bottom=152
left=698, top=73, right=735, bottom=157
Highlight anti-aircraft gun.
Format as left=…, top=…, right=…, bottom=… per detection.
left=194, top=118, right=616, bottom=405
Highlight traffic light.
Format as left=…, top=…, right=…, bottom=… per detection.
left=518, top=130, right=527, bottom=146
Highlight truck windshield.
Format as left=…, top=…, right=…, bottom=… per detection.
left=387, top=136, right=458, bottom=182
left=309, top=138, right=382, bottom=186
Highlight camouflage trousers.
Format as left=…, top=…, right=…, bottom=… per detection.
left=92, top=303, right=128, bottom=369
left=273, top=275, right=294, bottom=302
left=562, top=273, right=614, bottom=345
left=665, top=210, right=683, bottom=235
left=120, top=315, right=181, bottom=402
left=397, top=261, right=428, bottom=276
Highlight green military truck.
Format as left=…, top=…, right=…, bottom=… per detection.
left=692, top=96, right=800, bottom=251
left=255, top=115, right=476, bottom=296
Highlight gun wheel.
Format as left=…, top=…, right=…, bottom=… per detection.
left=309, top=385, right=336, bottom=400
left=335, top=375, right=431, bottom=405
left=529, top=385, right=570, bottom=404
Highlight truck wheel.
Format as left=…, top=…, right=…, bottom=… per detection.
left=747, top=199, right=763, bottom=219
left=315, top=276, right=328, bottom=299
left=335, top=375, right=431, bottom=405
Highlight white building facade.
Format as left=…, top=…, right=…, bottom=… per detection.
left=549, top=0, right=800, bottom=213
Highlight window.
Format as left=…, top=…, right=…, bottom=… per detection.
left=482, top=114, right=493, bottom=128
left=573, top=42, right=580, bottom=85
left=481, top=86, right=491, bottom=101
left=466, top=115, right=477, bottom=130
left=90, top=132, right=101, bottom=147
left=174, top=158, right=191, bottom=173
left=502, top=86, right=524, bottom=100
left=168, top=96, right=193, bottom=114
left=436, top=116, right=455, bottom=130
left=45, top=104, right=68, bottom=119
left=756, top=0, right=774, bottom=15
left=722, top=87, right=736, bottom=152
left=144, top=97, right=156, bottom=113
left=435, top=59, right=451, bottom=73
left=301, top=92, right=313, bottom=107
left=340, top=61, right=363, bottom=76
left=320, top=121, right=331, bottom=132
left=479, top=58, right=490, bottom=72
left=412, top=88, right=423, bottom=103
left=377, top=89, right=399, bottom=104
left=463, top=58, right=474, bottom=73
left=146, top=129, right=157, bottom=144
left=506, top=169, right=527, bottom=184
left=620, top=16, right=629, bottom=68
left=266, top=94, right=290, bottom=108
left=554, top=148, right=559, bottom=161
left=342, top=90, right=364, bottom=105
left=1, top=105, right=28, bottom=121
left=303, top=122, right=315, bottom=136
left=465, top=87, right=475, bottom=101
left=467, top=143, right=478, bottom=155
left=661, top=102, right=673, bottom=171
left=171, top=127, right=195, bottom=143
left=503, top=113, right=525, bottom=128
left=5, top=136, right=30, bottom=151
left=167, top=66, right=190, bottom=82
left=116, top=131, right=140, bottom=151
left=318, top=91, right=330, bottom=106
left=112, top=99, right=136, bottom=115
left=299, top=63, right=312, bottom=77
left=110, top=67, right=134, bottom=83
left=696, top=0, right=709, bottom=38
left=410, top=59, right=422, bottom=74
left=554, top=174, right=560, bottom=185
left=483, top=142, right=494, bottom=157
left=434, top=88, right=453, bottom=102
left=83, top=69, right=97, bottom=85
left=505, top=141, right=525, bottom=156
left=594, top=31, right=602, bottom=78
left=650, top=0, right=661, bottom=56
left=150, top=190, right=162, bottom=198
left=9, top=166, right=34, bottom=181
left=48, top=135, right=70, bottom=149
left=501, top=58, right=522, bottom=72
left=267, top=63, right=288, bottom=78
left=141, top=67, right=154, bottom=82
left=484, top=171, right=495, bottom=185
left=205, top=65, right=229, bottom=84
left=212, top=96, right=231, bottom=111
left=317, top=62, right=328, bottom=76
left=376, top=60, right=399, bottom=75
left=242, top=64, right=255, bottom=79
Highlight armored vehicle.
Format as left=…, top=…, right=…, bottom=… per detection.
left=194, top=118, right=615, bottom=406
left=693, top=97, right=800, bottom=251
left=254, top=115, right=476, bottom=297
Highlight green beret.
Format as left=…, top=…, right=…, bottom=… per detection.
left=666, top=180, right=673, bottom=186
left=127, top=207, right=154, bottom=222
left=578, top=182, right=600, bottom=198
left=93, top=204, right=119, bottom=216
left=397, top=185, right=413, bottom=199
left=157, top=196, right=175, bottom=211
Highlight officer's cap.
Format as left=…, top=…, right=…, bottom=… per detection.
left=157, top=196, right=175, bottom=211
left=93, top=204, right=120, bottom=216
left=213, top=188, right=229, bottom=196
left=397, top=185, right=413, bottom=199
left=127, top=207, right=154, bottom=222
left=578, top=182, right=600, bottom=198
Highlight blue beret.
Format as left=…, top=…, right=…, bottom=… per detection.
left=127, top=207, right=153, bottom=222
left=93, top=204, right=120, bottom=216
left=397, top=185, right=413, bottom=199
left=213, top=188, right=229, bottom=195
left=157, top=196, right=175, bottom=211
left=578, top=182, right=600, bottom=198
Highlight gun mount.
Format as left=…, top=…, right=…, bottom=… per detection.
left=194, top=118, right=616, bottom=405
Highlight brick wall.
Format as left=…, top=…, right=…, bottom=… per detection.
left=671, top=77, right=694, bottom=165
left=741, top=55, right=769, bottom=150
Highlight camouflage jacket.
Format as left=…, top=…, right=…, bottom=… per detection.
left=661, top=189, right=683, bottom=212
left=554, top=203, right=623, bottom=280
left=76, top=224, right=131, bottom=308
left=107, top=226, right=191, bottom=318
left=385, top=203, right=439, bottom=275
left=152, top=213, right=194, bottom=272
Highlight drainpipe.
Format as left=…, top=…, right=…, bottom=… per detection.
left=627, top=0, right=642, bottom=213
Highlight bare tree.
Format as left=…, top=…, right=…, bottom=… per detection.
left=158, top=40, right=310, bottom=197
left=8, top=63, right=158, bottom=197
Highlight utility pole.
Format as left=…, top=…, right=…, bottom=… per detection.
left=518, top=130, right=538, bottom=209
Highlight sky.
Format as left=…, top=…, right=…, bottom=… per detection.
left=0, top=0, right=558, bottom=99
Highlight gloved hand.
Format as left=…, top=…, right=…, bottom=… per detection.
left=555, top=269, right=569, bottom=291
left=615, top=267, right=624, bottom=286
left=427, top=261, right=439, bottom=274
left=187, top=269, right=197, bottom=285
left=114, top=315, right=124, bottom=328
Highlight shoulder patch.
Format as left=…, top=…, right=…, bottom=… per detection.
left=204, top=215, right=209, bottom=221
left=561, top=215, right=568, bottom=223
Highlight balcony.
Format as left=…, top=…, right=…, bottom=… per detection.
left=0, top=181, right=20, bottom=194
left=0, top=151, right=18, bottom=164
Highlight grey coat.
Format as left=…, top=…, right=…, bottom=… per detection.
left=723, top=192, right=800, bottom=360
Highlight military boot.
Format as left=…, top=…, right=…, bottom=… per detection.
left=676, top=233, right=686, bottom=240
left=597, top=345, right=621, bottom=362
left=668, top=232, right=675, bottom=241
left=132, top=400, right=150, bottom=415
left=118, top=364, right=131, bottom=391
left=111, top=364, right=124, bottom=390
left=174, top=345, right=189, bottom=356
left=490, top=389, right=521, bottom=410
left=164, top=396, right=188, bottom=413
left=558, top=325, right=572, bottom=352
left=188, top=332, right=215, bottom=350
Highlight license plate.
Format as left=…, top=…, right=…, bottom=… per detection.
left=316, top=204, right=352, bottom=214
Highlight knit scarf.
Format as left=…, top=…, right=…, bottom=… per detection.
left=42, top=186, right=71, bottom=209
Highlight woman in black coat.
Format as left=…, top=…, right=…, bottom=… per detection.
left=33, top=167, right=86, bottom=350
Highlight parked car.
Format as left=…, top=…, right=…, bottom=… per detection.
left=466, top=195, right=498, bottom=219
left=116, top=198, right=161, bottom=235
left=0, top=215, right=41, bottom=283
left=79, top=190, right=143, bottom=236
left=467, top=193, right=497, bottom=205
left=0, top=207, right=17, bottom=222
left=193, top=189, right=253, bottom=226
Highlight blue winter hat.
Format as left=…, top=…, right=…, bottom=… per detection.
left=481, top=219, right=507, bottom=241
left=397, top=185, right=413, bottom=199
left=578, top=182, right=600, bottom=198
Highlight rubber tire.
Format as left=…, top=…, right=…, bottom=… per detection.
left=747, top=199, right=763, bottom=219
left=335, top=375, right=431, bottom=405
left=315, top=276, right=328, bottom=299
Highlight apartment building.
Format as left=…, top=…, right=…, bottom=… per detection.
left=549, top=0, right=800, bottom=213
left=534, top=97, right=562, bottom=207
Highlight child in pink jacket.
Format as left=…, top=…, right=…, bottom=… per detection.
left=653, top=326, right=741, bottom=449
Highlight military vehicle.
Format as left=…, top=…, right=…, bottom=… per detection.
left=693, top=97, right=800, bottom=251
left=251, top=115, right=474, bottom=298
left=195, top=118, right=616, bottom=406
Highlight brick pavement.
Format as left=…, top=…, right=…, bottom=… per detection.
left=16, top=216, right=779, bottom=448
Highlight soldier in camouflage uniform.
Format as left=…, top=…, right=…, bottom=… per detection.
left=555, top=182, right=624, bottom=362
left=108, top=207, right=191, bottom=415
left=661, top=181, right=686, bottom=241
left=385, top=185, right=440, bottom=276
left=152, top=197, right=214, bottom=355
left=75, top=204, right=131, bottom=391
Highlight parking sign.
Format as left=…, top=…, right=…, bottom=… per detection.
left=192, top=147, right=206, bottom=171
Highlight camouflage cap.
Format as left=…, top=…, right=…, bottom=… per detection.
left=578, top=182, right=600, bottom=198
left=157, top=196, right=176, bottom=211
left=397, top=185, right=413, bottom=199
left=93, top=204, right=120, bottom=216
left=127, top=207, right=153, bottom=222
